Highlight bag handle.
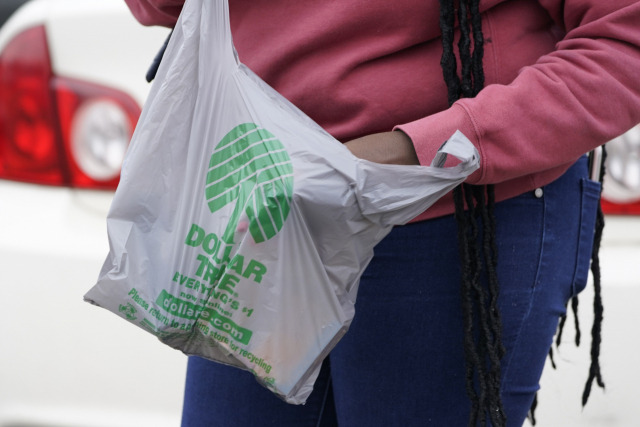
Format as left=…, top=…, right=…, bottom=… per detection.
left=150, top=0, right=237, bottom=85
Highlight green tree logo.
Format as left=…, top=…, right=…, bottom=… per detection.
left=205, top=123, right=294, bottom=244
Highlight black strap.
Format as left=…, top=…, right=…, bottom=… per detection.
left=146, top=30, right=173, bottom=83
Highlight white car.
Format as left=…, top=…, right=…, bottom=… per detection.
left=0, top=1, right=182, bottom=427
left=0, top=1, right=638, bottom=426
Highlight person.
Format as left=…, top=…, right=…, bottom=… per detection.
left=123, top=0, right=640, bottom=425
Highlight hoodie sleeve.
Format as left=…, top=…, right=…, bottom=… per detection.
left=397, top=0, right=640, bottom=185
left=124, top=0, right=183, bottom=27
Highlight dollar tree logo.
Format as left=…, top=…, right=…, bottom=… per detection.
left=205, top=123, right=294, bottom=244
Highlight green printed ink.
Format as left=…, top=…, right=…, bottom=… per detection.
left=205, top=123, right=294, bottom=244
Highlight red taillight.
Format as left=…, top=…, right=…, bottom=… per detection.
left=601, top=199, right=640, bottom=215
left=0, top=25, right=141, bottom=190
left=53, top=77, right=140, bottom=189
left=0, top=25, right=63, bottom=185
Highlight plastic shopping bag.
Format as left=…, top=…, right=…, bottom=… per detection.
left=84, top=0, right=479, bottom=405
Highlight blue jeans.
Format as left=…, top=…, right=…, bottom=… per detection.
left=181, top=157, right=601, bottom=426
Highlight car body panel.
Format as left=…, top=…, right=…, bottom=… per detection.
left=0, top=1, right=184, bottom=426
left=46, top=0, right=170, bottom=106
left=0, top=182, right=187, bottom=427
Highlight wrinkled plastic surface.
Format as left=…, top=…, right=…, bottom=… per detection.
left=84, top=0, right=479, bottom=405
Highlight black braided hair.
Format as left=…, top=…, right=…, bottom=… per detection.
left=143, top=3, right=603, bottom=420
left=438, top=0, right=506, bottom=425
left=145, top=1, right=609, bottom=421
left=439, top=0, right=606, bottom=424
left=546, top=149, right=607, bottom=415
left=583, top=170, right=606, bottom=405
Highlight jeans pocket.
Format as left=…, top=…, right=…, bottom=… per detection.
left=571, top=178, right=602, bottom=297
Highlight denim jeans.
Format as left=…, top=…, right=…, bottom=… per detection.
left=181, top=156, right=601, bottom=426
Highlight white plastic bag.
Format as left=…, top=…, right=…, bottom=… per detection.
left=84, top=0, right=479, bottom=405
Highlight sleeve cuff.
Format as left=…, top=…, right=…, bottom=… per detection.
left=394, top=103, right=484, bottom=184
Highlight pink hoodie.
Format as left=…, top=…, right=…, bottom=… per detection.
left=124, top=0, right=640, bottom=220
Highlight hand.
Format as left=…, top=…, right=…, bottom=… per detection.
left=344, top=131, right=420, bottom=165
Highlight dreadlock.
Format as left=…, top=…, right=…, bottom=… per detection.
left=438, top=1, right=606, bottom=425
left=583, top=170, right=606, bottom=405
left=549, top=148, right=607, bottom=409
left=438, top=0, right=505, bottom=425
